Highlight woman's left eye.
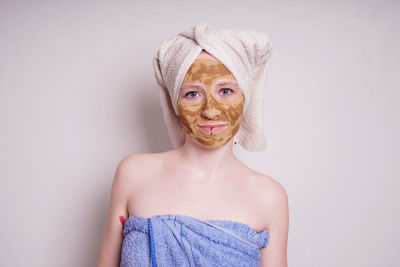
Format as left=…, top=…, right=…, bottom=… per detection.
left=220, top=88, right=233, bottom=95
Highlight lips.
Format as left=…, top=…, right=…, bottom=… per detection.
left=198, top=123, right=228, bottom=135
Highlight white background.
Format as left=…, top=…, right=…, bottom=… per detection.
left=1, top=0, right=399, bottom=266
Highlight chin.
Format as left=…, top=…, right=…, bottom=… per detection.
left=194, top=137, right=230, bottom=150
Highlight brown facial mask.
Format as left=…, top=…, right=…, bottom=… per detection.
left=177, top=58, right=245, bottom=149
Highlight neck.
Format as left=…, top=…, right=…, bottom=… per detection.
left=175, top=135, right=238, bottom=182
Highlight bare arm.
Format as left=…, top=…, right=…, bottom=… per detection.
left=260, top=181, right=289, bottom=267
left=97, top=157, right=131, bottom=267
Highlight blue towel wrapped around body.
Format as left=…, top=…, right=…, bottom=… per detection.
left=120, top=214, right=269, bottom=267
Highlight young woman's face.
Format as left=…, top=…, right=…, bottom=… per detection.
left=177, top=55, right=245, bottom=149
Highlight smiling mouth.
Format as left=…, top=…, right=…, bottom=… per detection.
left=198, top=124, right=228, bottom=135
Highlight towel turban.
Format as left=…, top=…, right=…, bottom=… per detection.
left=153, top=23, right=273, bottom=152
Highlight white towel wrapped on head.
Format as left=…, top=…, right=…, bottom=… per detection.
left=153, top=23, right=273, bottom=152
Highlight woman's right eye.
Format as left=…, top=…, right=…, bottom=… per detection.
left=184, top=91, right=199, bottom=98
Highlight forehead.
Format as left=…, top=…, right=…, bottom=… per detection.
left=183, top=58, right=236, bottom=84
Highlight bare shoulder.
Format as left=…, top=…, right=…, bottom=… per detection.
left=253, top=172, right=288, bottom=205
left=116, top=152, right=159, bottom=173
left=245, top=171, right=289, bottom=229
left=114, top=152, right=165, bottom=183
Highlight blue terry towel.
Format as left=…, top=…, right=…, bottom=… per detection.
left=120, top=214, right=269, bottom=267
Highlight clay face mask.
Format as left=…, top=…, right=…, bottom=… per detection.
left=177, top=57, right=245, bottom=149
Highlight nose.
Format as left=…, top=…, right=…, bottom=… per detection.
left=201, top=97, right=221, bottom=120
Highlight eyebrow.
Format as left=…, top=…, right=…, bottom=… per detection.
left=216, top=80, right=238, bottom=86
left=180, top=84, right=205, bottom=90
left=181, top=80, right=238, bottom=90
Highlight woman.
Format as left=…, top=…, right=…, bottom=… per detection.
left=97, top=23, right=288, bottom=267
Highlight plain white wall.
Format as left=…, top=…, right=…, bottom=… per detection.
left=1, top=0, right=399, bottom=266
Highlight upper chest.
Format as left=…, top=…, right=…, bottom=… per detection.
left=126, top=166, right=269, bottom=232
